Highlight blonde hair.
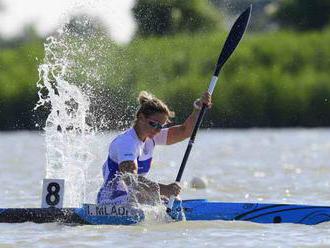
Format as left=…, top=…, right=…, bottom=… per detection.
left=136, top=91, right=175, bottom=120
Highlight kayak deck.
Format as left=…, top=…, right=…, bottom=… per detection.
left=182, top=199, right=330, bottom=225
left=1, top=199, right=330, bottom=225
left=0, top=205, right=143, bottom=225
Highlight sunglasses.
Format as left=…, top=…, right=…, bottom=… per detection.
left=147, top=119, right=168, bottom=129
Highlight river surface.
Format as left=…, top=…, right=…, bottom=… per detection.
left=1, top=129, right=330, bottom=247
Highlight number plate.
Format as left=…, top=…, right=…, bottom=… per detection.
left=41, top=179, right=65, bottom=208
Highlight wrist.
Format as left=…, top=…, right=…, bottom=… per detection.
left=159, top=184, right=170, bottom=196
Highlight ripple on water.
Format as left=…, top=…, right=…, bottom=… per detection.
left=1, top=129, right=330, bottom=247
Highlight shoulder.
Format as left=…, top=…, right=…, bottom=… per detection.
left=109, top=128, right=141, bottom=162
left=111, top=128, right=142, bottom=153
left=112, top=128, right=136, bottom=145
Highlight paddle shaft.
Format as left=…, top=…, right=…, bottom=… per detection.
left=175, top=76, right=218, bottom=182
left=167, top=77, right=218, bottom=211
left=167, top=6, right=252, bottom=211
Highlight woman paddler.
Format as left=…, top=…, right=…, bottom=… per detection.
left=97, top=90, right=212, bottom=205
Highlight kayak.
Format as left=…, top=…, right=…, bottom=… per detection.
left=1, top=199, right=330, bottom=225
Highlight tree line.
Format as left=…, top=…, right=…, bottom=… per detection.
left=0, top=0, right=330, bottom=130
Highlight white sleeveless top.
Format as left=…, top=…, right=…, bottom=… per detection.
left=97, top=127, right=168, bottom=204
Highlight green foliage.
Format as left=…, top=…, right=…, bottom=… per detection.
left=133, top=0, right=223, bottom=37
left=1, top=30, right=330, bottom=129
left=275, top=0, right=330, bottom=31
left=0, top=40, right=44, bottom=129
left=123, top=30, right=330, bottom=127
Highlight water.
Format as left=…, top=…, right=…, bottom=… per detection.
left=1, top=129, right=330, bottom=247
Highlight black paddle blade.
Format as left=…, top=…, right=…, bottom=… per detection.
left=214, top=5, right=252, bottom=76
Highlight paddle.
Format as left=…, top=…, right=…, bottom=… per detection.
left=167, top=5, right=252, bottom=213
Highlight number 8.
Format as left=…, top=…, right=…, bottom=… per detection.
left=46, top=182, right=60, bottom=206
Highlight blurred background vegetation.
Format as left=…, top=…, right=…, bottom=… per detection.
left=0, top=0, right=330, bottom=130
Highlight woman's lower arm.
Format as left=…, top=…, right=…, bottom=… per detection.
left=183, top=108, right=200, bottom=136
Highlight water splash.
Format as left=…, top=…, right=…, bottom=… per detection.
left=35, top=12, right=136, bottom=207
left=121, top=174, right=173, bottom=223
left=35, top=32, right=98, bottom=207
